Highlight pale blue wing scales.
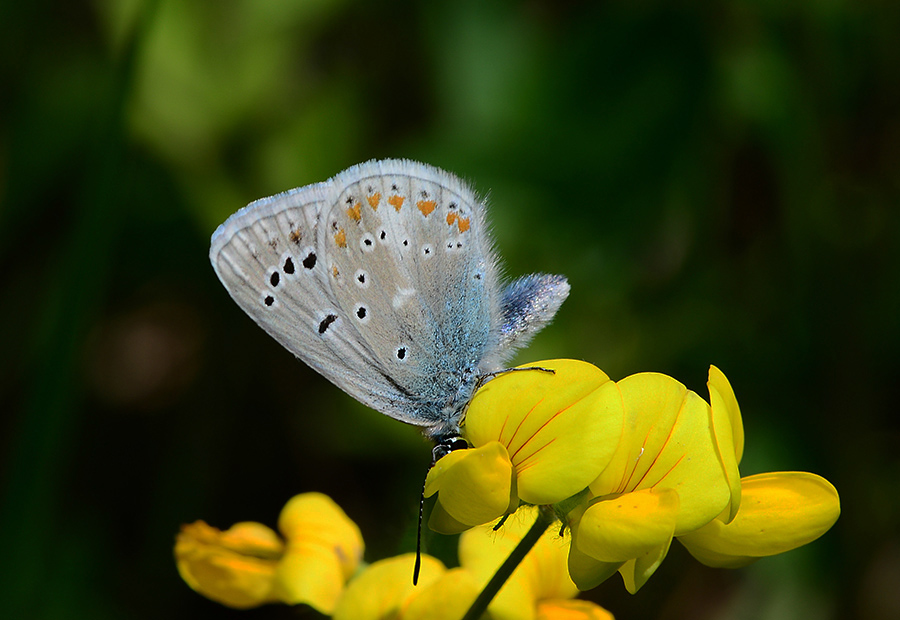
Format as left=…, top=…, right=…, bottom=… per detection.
left=495, top=273, right=570, bottom=359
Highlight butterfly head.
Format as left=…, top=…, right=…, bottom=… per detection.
left=431, top=434, right=469, bottom=464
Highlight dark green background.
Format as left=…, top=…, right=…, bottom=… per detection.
left=2, top=1, right=897, bottom=618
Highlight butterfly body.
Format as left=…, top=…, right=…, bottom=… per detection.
left=210, top=160, right=569, bottom=441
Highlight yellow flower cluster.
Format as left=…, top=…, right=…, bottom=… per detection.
left=427, top=360, right=840, bottom=593
left=176, top=497, right=608, bottom=619
left=174, top=360, right=840, bottom=617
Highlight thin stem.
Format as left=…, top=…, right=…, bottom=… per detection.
left=461, top=507, right=556, bottom=620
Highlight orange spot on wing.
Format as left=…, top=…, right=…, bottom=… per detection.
left=389, top=195, right=405, bottom=211
left=417, top=200, right=436, bottom=217
left=457, top=216, right=470, bottom=232
left=332, top=266, right=340, bottom=277
left=446, top=212, right=458, bottom=226
left=289, top=230, right=302, bottom=244
left=346, top=203, right=362, bottom=222
left=367, top=193, right=381, bottom=210
left=334, top=228, right=347, bottom=248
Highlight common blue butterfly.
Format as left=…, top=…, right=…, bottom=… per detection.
left=210, top=160, right=569, bottom=448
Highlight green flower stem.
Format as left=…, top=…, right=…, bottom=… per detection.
left=462, top=507, right=556, bottom=620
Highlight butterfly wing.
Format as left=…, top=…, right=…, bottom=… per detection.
left=496, top=273, right=570, bottom=358
left=316, top=160, right=502, bottom=433
left=209, top=179, right=432, bottom=427
left=211, top=160, right=566, bottom=439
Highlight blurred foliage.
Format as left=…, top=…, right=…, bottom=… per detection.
left=1, top=0, right=898, bottom=619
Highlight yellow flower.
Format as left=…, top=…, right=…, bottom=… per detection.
left=685, top=368, right=839, bottom=565
left=457, top=508, right=613, bottom=620
left=425, top=360, right=625, bottom=533
left=331, top=553, right=451, bottom=620
left=568, top=365, right=840, bottom=593
left=175, top=492, right=363, bottom=613
left=678, top=474, right=840, bottom=566
left=568, top=368, right=741, bottom=593
left=332, top=508, right=612, bottom=620
left=175, top=364, right=840, bottom=618
left=676, top=368, right=840, bottom=569
left=175, top=520, right=284, bottom=609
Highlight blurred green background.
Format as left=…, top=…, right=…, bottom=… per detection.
left=2, top=0, right=898, bottom=618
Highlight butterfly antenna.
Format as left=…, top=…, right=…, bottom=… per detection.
left=413, top=471, right=427, bottom=585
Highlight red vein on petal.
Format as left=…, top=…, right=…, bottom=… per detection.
left=506, top=398, right=544, bottom=448
left=498, top=413, right=511, bottom=439
left=510, top=399, right=574, bottom=461
left=514, top=437, right=557, bottom=470
left=629, top=394, right=690, bottom=491
left=630, top=432, right=674, bottom=491
left=650, top=454, right=686, bottom=490
left=621, top=426, right=655, bottom=492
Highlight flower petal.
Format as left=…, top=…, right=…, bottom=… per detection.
left=174, top=521, right=283, bottom=609
left=425, top=441, right=516, bottom=530
left=616, top=538, right=672, bottom=594
left=331, top=554, right=446, bottom=620
left=459, top=508, right=577, bottom=618
left=708, top=365, right=744, bottom=464
left=402, top=568, right=482, bottom=620
left=274, top=540, right=347, bottom=613
left=679, top=472, right=840, bottom=568
left=427, top=500, right=476, bottom=535
left=466, top=360, right=623, bottom=505
left=536, top=598, right=615, bottom=620
left=707, top=366, right=743, bottom=522
left=590, top=373, right=730, bottom=534
left=566, top=541, right=621, bottom=591
left=277, top=492, right=364, bottom=581
left=574, top=488, right=679, bottom=564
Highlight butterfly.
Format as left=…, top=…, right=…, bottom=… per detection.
left=209, top=159, right=569, bottom=450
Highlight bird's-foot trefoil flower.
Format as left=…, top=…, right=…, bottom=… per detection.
left=678, top=471, right=840, bottom=568
left=332, top=507, right=613, bottom=620
left=567, top=366, right=742, bottom=592
left=565, top=365, right=839, bottom=593
left=424, top=359, right=625, bottom=533
left=175, top=492, right=363, bottom=613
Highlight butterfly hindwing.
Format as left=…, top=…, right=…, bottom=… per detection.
left=318, top=160, right=502, bottom=428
